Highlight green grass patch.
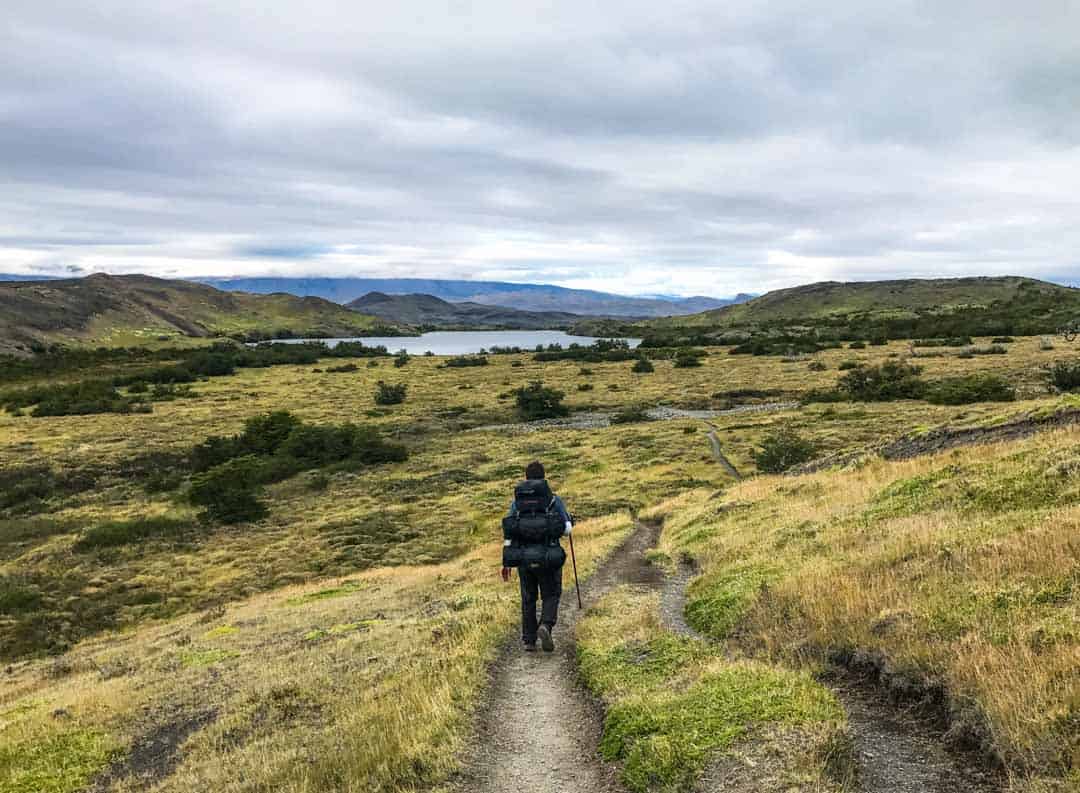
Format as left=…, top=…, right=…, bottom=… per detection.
left=685, top=563, right=775, bottom=639
left=284, top=580, right=367, bottom=606
left=202, top=625, right=239, bottom=639
left=179, top=648, right=240, bottom=667
left=0, top=728, right=119, bottom=793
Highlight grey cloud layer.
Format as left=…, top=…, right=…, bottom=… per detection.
left=2, top=0, right=1078, bottom=294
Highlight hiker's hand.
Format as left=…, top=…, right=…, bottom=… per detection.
left=500, top=567, right=511, bottom=582
left=564, top=521, right=573, bottom=537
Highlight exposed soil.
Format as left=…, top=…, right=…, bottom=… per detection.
left=88, top=708, right=217, bottom=792
left=656, top=545, right=1003, bottom=793
left=453, top=522, right=662, bottom=793
left=880, top=408, right=1080, bottom=460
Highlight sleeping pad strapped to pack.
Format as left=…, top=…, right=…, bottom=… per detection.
left=501, top=479, right=567, bottom=571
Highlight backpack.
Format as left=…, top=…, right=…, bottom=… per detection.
left=501, top=479, right=566, bottom=570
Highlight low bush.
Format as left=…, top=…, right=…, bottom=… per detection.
left=611, top=407, right=652, bottom=424
left=515, top=381, right=569, bottom=420
left=807, top=361, right=827, bottom=372
left=838, top=360, right=858, bottom=371
left=326, top=363, right=359, bottom=373
left=374, top=381, right=407, bottom=405
left=673, top=350, right=704, bottom=368
left=393, top=350, right=410, bottom=368
left=1, top=379, right=142, bottom=417
left=75, top=516, right=192, bottom=550
left=836, top=361, right=926, bottom=401
left=924, top=374, right=1016, bottom=405
left=849, top=341, right=866, bottom=349
left=752, top=427, right=817, bottom=473
left=1047, top=360, right=1080, bottom=392
left=578, top=383, right=594, bottom=391
left=443, top=356, right=489, bottom=368
left=992, top=336, right=1015, bottom=344
left=189, top=456, right=270, bottom=524
left=631, top=358, right=655, bottom=373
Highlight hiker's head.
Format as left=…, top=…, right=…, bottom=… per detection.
left=525, top=461, right=545, bottom=480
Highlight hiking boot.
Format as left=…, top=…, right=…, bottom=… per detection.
left=538, top=624, right=554, bottom=652
left=523, top=641, right=537, bottom=652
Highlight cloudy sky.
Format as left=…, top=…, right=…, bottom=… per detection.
left=2, top=1, right=1079, bottom=296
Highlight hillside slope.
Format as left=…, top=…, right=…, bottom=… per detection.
left=0, top=274, right=406, bottom=354
left=203, top=276, right=751, bottom=317
left=347, top=291, right=586, bottom=329
left=657, top=276, right=1076, bottom=328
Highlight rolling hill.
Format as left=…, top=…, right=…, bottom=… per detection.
left=659, top=276, right=1074, bottom=326
left=200, top=276, right=752, bottom=317
left=0, top=274, right=408, bottom=355
left=591, top=276, right=1080, bottom=341
left=347, top=291, right=586, bottom=329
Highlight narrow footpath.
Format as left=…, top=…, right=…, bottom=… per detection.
left=454, top=522, right=661, bottom=793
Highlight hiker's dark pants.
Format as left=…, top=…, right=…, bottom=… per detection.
left=518, top=564, right=563, bottom=644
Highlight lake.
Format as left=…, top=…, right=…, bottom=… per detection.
left=290, top=330, right=642, bottom=356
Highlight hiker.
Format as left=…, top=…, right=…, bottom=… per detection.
left=500, top=461, right=573, bottom=652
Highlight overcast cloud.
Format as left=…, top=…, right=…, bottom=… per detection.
left=1, top=0, right=1079, bottom=295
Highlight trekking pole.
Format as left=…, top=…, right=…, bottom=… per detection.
left=568, top=533, right=583, bottom=609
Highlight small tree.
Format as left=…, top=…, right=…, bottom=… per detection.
left=631, top=357, right=654, bottom=373
left=374, top=381, right=407, bottom=405
left=393, top=349, right=410, bottom=368
left=514, top=381, right=569, bottom=420
left=752, top=427, right=816, bottom=474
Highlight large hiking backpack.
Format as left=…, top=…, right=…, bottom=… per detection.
left=501, top=479, right=566, bottom=570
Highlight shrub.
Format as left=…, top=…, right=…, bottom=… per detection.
left=611, top=406, right=652, bottom=424
left=807, top=361, right=827, bottom=372
left=393, top=350, right=410, bottom=368
left=515, top=381, right=569, bottom=420
left=752, top=427, right=817, bottom=473
left=992, top=336, right=1015, bottom=344
left=673, top=350, right=703, bottom=368
left=443, top=356, right=489, bottom=368
left=838, top=360, right=858, bottom=371
left=325, top=363, right=359, bottom=373
left=579, top=368, right=594, bottom=376
left=849, top=341, right=866, bottom=349
left=1047, top=361, right=1080, bottom=392
left=189, top=456, right=269, bottom=524
left=578, top=383, right=594, bottom=391
left=631, top=358, right=655, bottom=374
left=836, top=361, right=926, bottom=401
left=75, top=516, right=192, bottom=550
left=869, top=334, right=889, bottom=346
left=925, top=374, right=1016, bottom=405
left=374, top=381, right=407, bottom=406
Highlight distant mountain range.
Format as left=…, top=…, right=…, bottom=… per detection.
left=348, top=292, right=585, bottom=329
left=197, top=277, right=752, bottom=317
left=0, top=274, right=406, bottom=355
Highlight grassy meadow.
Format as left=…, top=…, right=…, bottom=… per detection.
left=1, top=335, right=1078, bottom=792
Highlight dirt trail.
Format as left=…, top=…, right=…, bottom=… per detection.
left=657, top=559, right=1001, bottom=793
left=455, top=522, right=662, bottom=793
left=703, top=421, right=743, bottom=480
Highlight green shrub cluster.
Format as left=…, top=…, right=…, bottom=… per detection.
left=751, top=427, right=817, bottom=473
left=374, top=381, right=407, bottom=405
left=631, top=357, right=654, bottom=373
left=442, top=355, right=489, bottom=368
left=672, top=349, right=705, bottom=368
left=835, top=361, right=926, bottom=401
left=1047, top=360, right=1080, bottom=392
left=514, top=381, right=569, bottom=420
left=188, top=411, right=406, bottom=523
left=924, top=374, right=1016, bottom=405
left=533, top=339, right=636, bottom=363
left=75, top=516, right=193, bottom=551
